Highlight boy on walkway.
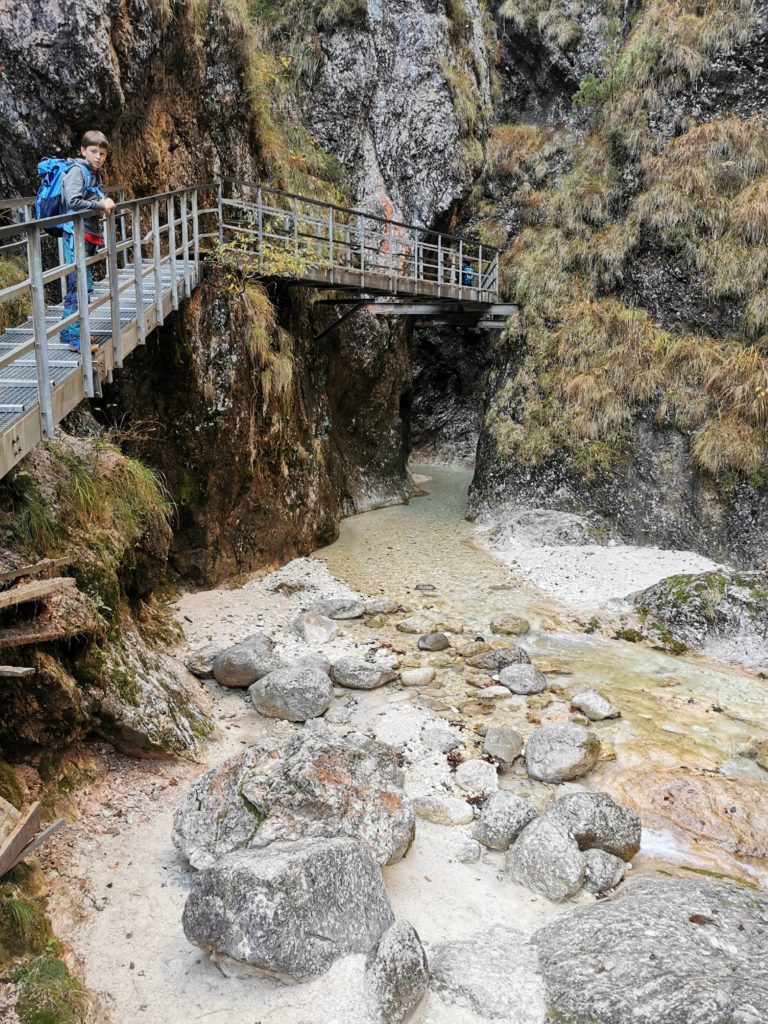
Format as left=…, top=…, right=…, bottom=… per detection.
left=59, top=130, right=116, bottom=352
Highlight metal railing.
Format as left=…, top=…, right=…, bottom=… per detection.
left=0, top=178, right=500, bottom=456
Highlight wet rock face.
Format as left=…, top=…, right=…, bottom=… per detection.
left=635, top=569, right=768, bottom=670
left=305, top=0, right=491, bottom=224
left=471, top=408, right=768, bottom=569
left=182, top=839, right=394, bottom=980
left=534, top=874, right=768, bottom=1024
left=172, top=731, right=415, bottom=868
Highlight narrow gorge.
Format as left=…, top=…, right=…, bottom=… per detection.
left=0, top=1, right=766, bottom=1023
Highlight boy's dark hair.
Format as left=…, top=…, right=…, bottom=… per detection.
left=80, top=130, right=110, bottom=151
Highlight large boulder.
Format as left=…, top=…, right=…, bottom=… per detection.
left=524, top=723, right=601, bottom=783
left=172, top=731, right=415, bottom=869
left=467, top=646, right=531, bottom=671
left=248, top=665, right=333, bottom=721
left=330, top=656, right=398, bottom=690
left=541, top=792, right=641, bottom=861
left=364, top=920, right=429, bottom=1024
left=474, top=791, right=538, bottom=851
left=634, top=569, right=768, bottom=670
left=428, top=924, right=547, bottom=1023
left=534, top=874, right=768, bottom=1023
left=212, top=633, right=278, bottom=688
left=182, top=839, right=394, bottom=979
left=506, top=817, right=585, bottom=902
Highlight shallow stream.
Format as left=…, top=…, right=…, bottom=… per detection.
left=316, top=464, right=768, bottom=885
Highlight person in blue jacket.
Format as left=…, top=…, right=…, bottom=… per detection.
left=59, top=130, right=116, bottom=352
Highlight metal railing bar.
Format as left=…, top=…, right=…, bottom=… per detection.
left=0, top=340, right=35, bottom=370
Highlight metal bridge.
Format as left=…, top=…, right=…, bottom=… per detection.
left=0, top=179, right=509, bottom=480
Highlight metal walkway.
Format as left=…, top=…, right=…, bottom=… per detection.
left=0, top=179, right=502, bottom=479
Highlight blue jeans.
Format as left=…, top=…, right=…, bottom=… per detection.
left=60, top=233, right=97, bottom=347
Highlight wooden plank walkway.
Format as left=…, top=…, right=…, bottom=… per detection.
left=0, top=261, right=197, bottom=478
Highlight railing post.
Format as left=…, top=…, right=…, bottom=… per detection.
left=216, top=180, right=224, bottom=244
left=117, top=189, right=128, bottom=269
left=257, top=187, right=264, bottom=273
left=412, top=230, right=419, bottom=283
left=292, top=196, right=299, bottom=256
left=478, top=244, right=483, bottom=299
left=328, top=207, right=334, bottom=285
left=459, top=239, right=464, bottom=298
left=192, top=188, right=200, bottom=280
left=168, top=195, right=179, bottom=311
left=105, top=214, right=123, bottom=369
left=387, top=221, right=394, bottom=293
left=180, top=190, right=190, bottom=300
left=151, top=199, right=164, bottom=328
left=437, top=234, right=443, bottom=298
left=26, top=226, right=55, bottom=438
left=132, top=203, right=146, bottom=346
left=359, top=214, right=365, bottom=289
left=73, top=219, right=94, bottom=397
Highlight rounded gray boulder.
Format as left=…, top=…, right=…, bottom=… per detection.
left=483, top=725, right=524, bottom=767
left=313, top=597, right=366, bottom=619
left=473, top=791, right=538, bottom=851
left=524, top=723, right=601, bottom=783
left=331, top=656, right=398, bottom=690
left=212, top=632, right=278, bottom=687
left=506, top=817, right=585, bottom=902
left=364, top=920, right=429, bottom=1024
left=418, top=632, right=450, bottom=652
left=249, top=665, right=333, bottom=721
left=541, top=791, right=641, bottom=861
left=582, top=848, right=626, bottom=893
left=467, top=646, right=531, bottom=671
left=499, top=663, right=548, bottom=695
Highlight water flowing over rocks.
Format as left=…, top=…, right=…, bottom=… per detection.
left=182, top=839, right=394, bottom=980
left=428, top=925, right=547, bottom=1023
left=524, top=723, right=601, bottom=783
left=172, top=731, right=415, bottom=869
left=635, top=569, right=768, bottom=669
left=248, top=665, right=333, bottom=721
left=363, top=920, right=429, bottom=1024
left=534, top=874, right=768, bottom=1024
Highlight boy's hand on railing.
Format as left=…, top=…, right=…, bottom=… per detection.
left=100, top=197, right=117, bottom=213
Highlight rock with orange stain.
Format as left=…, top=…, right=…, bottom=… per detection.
left=172, top=731, right=415, bottom=869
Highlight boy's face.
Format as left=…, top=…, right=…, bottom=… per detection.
left=81, top=144, right=108, bottom=171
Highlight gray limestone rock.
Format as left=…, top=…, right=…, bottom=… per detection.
left=421, top=723, right=461, bottom=752
left=455, top=759, right=499, bottom=797
left=248, top=665, right=333, bottom=722
left=467, top=646, right=531, bottom=671
left=172, top=730, right=414, bottom=868
left=182, top=838, right=393, bottom=980
left=401, top=667, right=436, bottom=687
left=364, top=920, right=429, bottom=1024
left=418, top=632, right=450, bottom=652
left=582, top=848, right=626, bottom=893
left=541, top=791, right=641, bottom=861
left=483, top=725, right=525, bottom=767
left=184, top=646, right=217, bottom=678
left=292, top=612, right=338, bottom=645
left=288, top=653, right=332, bottom=674
left=571, top=687, right=621, bottom=720
left=491, top=615, right=531, bottom=636
left=312, top=596, right=366, bottom=619
left=507, top=817, right=585, bottom=902
left=534, top=874, right=768, bottom=1023
left=473, top=791, right=538, bottom=851
left=414, top=794, right=474, bottom=826
left=330, top=656, right=398, bottom=690
left=212, top=633, right=278, bottom=688
left=499, top=663, right=548, bottom=695
left=455, top=837, right=482, bottom=863
left=429, top=924, right=547, bottom=1022
left=366, top=596, right=401, bottom=615
left=397, top=614, right=439, bottom=634
left=525, top=723, right=601, bottom=783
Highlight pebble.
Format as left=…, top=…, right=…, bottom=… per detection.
left=476, top=685, right=513, bottom=701
left=414, top=794, right=474, bottom=826
left=498, top=663, right=548, bottom=695
left=570, top=688, right=621, bottom=721
left=483, top=726, right=524, bottom=767
left=421, top=724, right=461, bottom=752
left=455, top=838, right=482, bottom=863
left=418, top=633, right=450, bottom=652
left=397, top=615, right=439, bottom=635
left=490, top=616, right=530, bottom=636
left=455, top=759, right=499, bottom=797
left=401, top=667, right=437, bottom=687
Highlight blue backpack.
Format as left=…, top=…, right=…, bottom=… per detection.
left=35, top=158, right=98, bottom=236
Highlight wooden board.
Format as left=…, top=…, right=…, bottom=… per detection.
left=0, top=800, right=40, bottom=877
left=0, top=576, right=75, bottom=610
left=0, top=666, right=35, bottom=678
left=0, top=557, right=71, bottom=585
